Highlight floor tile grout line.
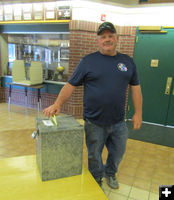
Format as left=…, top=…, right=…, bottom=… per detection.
left=148, top=179, right=153, bottom=200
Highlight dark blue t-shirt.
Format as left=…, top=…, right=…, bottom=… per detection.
left=68, top=51, right=140, bottom=126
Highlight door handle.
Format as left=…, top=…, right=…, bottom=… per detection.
left=165, top=77, right=172, bottom=95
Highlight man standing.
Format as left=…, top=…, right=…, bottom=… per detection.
left=43, top=22, right=142, bottom=189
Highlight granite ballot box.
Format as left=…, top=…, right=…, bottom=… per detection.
left=35, top=115, right=84, bottom=181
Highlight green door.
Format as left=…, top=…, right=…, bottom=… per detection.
left=129, top=29, right=174, bottom=126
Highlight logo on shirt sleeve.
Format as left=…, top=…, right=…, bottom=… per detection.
left=117, top=63, right=128, bottom=72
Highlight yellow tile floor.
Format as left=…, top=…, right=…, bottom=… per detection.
left=0, top=103, right=174, bottom=200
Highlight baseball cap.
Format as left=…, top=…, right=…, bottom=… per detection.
left=97, top=22, right=116, bottom=35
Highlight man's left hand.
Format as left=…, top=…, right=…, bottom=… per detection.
left=132, top=113, right=142, bottom=130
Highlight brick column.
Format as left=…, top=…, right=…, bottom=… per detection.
left=61, top=21, right=99, bottom=118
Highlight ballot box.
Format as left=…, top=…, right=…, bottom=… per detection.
left=34, top=115, right=84, bottom=181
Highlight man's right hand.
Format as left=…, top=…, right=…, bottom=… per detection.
left=43, top=104, right=60, bottom=118
left=42, top=82, right=77, bottom=118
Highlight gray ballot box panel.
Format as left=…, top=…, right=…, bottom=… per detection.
left=35, top=115, right=84, bottom=181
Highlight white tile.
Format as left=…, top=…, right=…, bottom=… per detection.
left=112, top=183, right=132, bottom=197
left=108, top=192, right=128, bottom=200
left=149, top=192, right=159, bottom=200
left=129, top=187, right=149, bottom=200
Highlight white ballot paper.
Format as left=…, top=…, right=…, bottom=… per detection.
left=42, top=120, right=54, bottom=126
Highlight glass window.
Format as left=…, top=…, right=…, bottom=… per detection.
left=8, top=43, right=16, bottom=62
left=6, top=33, right=69, bottom=82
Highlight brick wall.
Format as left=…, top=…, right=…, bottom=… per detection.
left=0, top=87, right=5, bottom=103
left=2, top=86, right=59, bottom=110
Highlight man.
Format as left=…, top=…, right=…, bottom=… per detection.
left=43, top=22, right=142, bottom=189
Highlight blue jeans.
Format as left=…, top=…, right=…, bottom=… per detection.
left=84, top=119, right=129, bottom=179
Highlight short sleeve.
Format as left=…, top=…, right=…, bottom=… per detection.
left=129, top=58, right=140, bottom=86
left=68, top=58, right=86, bottom=86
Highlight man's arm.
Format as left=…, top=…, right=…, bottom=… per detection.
left=43, top=82, right=77, bottom=117
left=130, top=85, right=142, bottom=130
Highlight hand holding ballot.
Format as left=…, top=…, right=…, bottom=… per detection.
left=43, top=103, right=61, bottom=118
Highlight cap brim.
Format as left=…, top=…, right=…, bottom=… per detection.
left=97, top=28, right=115, bottom=35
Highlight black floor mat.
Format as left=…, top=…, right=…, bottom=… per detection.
left=127, top=121, right=174, bottom=148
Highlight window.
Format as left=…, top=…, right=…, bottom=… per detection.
left=8, top=43, right=15, bottom=62
left=7, top=33, right=69, bottom=82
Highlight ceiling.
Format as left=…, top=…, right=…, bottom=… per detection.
left=0, top=0, right=174, bottom=6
